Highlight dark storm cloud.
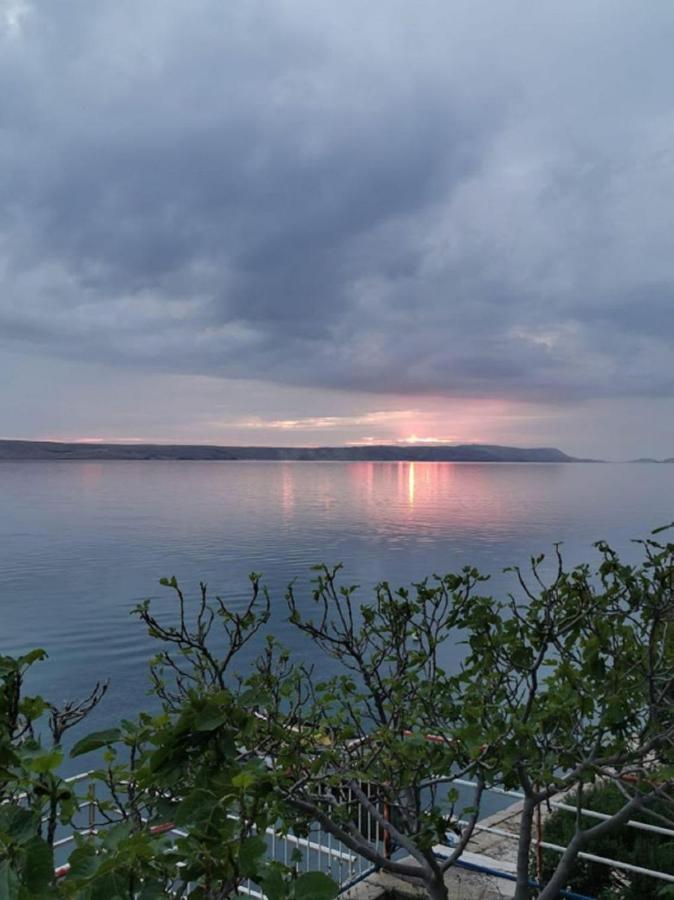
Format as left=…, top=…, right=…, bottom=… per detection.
left=2, top=0, right=674, bottom=402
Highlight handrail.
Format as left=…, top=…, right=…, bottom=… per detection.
left=47, top=771, right=674, bottom=893
left=452, top=818, right=674, bottom=883
left=451, top=777, right=674, bottom=839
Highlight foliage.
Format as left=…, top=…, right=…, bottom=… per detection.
left=244, top=532, right=672, bottom=899
left=57, top=576, right=338, bottom=899
left=0, top=580, right=338, bottom=899
left=1, top=528, right=673, bottom=899
left=536, top=780, right=674, bottom=898
left=61, top=692, right=337, bottom=899
left=0, top=647, right=105, bottom=898
left=248, top=565, right=491, bottom=900
left=451, top=531, right=674, bottom=898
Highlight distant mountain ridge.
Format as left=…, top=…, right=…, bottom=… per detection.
left=0, top=440, right=588, bottom=463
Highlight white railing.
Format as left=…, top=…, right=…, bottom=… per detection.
left=453, top=777, right=674, bottom=838
left=49, top=774, right=380, bottom=894
left=450, top=777, right=674, bottom=887
left=42, top=772, right=674, bottom=895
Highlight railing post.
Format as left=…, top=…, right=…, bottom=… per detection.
left=87, top=782, right=96, bottom=835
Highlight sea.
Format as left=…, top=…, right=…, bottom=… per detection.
left=1, top=459, right=673, bottom=772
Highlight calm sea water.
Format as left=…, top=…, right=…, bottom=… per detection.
left=1, top=460, right=673, bottom=762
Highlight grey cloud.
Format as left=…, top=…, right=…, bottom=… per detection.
left=1, top=0, right=674, bottom=403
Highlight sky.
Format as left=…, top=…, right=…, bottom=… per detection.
left=1, top=1, right=674, bottom=459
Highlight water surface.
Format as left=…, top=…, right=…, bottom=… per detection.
left=1, top=460, right=672, bottom=745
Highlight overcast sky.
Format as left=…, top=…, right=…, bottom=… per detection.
left=1, top=0, right=674, bottom=458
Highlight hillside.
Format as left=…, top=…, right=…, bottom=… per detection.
left=0, top=440, right=585, bottom=463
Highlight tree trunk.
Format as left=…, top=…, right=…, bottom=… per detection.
left=426, top=875, right=449, bottom=900
left=514, top=796, right=536, bottom=900
left=536, top=837, right=582, bottom=900
left=537, top=794, right=649, bottom=900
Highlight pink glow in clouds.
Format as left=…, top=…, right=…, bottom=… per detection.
left=37, top=397, right=551, bottom=449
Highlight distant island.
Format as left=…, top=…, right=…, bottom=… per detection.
left=0, top=440, right=593, bottom=463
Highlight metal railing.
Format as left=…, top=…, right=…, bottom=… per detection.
left=48, top=774, right=381, bottom=895
left=42, top=772, right=674, bottom=895
left=450, top=777, right=674, bottom=887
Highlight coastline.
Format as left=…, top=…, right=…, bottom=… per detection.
left=0, top=439, right=595, bottom=464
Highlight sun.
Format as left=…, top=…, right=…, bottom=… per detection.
left=399, top=433, right=457, bottom=445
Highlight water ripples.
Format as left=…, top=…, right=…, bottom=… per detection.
left=2, top=460, right=673, bottom=725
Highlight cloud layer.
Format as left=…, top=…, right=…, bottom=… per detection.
left=2, top=0, right=674, bottom=417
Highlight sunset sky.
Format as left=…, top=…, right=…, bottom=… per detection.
left=2, top=1, right=674, bottom=458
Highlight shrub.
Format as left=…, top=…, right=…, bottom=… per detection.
left=536, top=781, right=674, bottom=898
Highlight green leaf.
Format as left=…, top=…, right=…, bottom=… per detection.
left=0, top=658, right=17, bottom=675
left=192, top=706, right=229, bottom=732
left=0, top=861, right=20, bottom=900
left=23, top=746, right=63, bottom=774
left=138, top=884, right=170, bottom=900
left=23, top=838, right=53, bottom=894
left=67, top=844, right=100, bottom=880
left=80, top=869, right=128, bottom=899
left=18, top=696, right=48, bottom=721
left=231, top=772, right=257, bottom=790
left=260, top=865, right=287, bottom=900
left=239, top=835, right=268, bottom=878
left=70, top=728, right=121, bottom=758
left=148, top=743, right=179, bottom=776
left=293, top=872, right=339, bottom=900
left=17, top=649, right=48, bottom=669
left=0, top=806, right=37, bottom=845
left=174, top=789, right=218, bottom=828
left=101, top=820, right=133, bottom=851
